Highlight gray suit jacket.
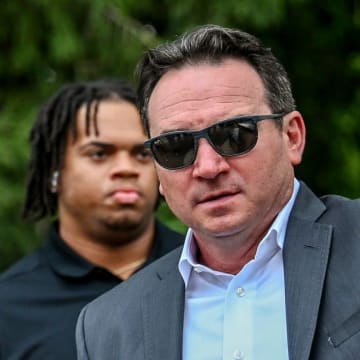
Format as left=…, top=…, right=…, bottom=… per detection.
left=76, top=183, right=360, bottom=360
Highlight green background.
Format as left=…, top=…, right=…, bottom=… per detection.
left=1, top=0, right=359, bottom=271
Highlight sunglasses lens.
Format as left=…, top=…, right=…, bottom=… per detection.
left=150, top=119, right=259, bottom=170
left=209, top=121, right=257, bottom=156
left=151, top=132, right=196, bottom=169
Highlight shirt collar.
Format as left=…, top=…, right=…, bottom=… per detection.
left=178, top=179, right=300, bottom=286
left=45, top=219, right=176, bottom=279
left=44, top=223, right=102, bottom=278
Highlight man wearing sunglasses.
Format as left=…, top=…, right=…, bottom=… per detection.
left=76, top=25, right=360, bottom=360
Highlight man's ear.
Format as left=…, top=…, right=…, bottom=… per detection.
left=50, top=170, right=60, bottom=193
left=159, top=183, right=164, bottom=196
left=283, top=111, right=306, bottom=166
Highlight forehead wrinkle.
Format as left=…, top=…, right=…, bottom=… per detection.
left=156, top=93, right=260, bottom=128
left=155, top=80, right=264, bottom=111
left=162, top=94, right=248, bottom=111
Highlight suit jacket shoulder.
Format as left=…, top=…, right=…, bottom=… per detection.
left=319, top=193, right=360, bottom=223
left=76, top=247, right=184, bottom=360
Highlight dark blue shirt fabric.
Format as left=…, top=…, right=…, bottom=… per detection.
left=0, top=221, right=183, bottom=360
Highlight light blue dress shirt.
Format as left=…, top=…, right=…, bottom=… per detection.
left=179, top=180, right=300, bottom=360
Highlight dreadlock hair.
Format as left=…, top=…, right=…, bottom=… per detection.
left=22, top=78, right=137, bottom=221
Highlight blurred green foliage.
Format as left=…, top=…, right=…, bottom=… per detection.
left=0, top=0, right=359, bottom=271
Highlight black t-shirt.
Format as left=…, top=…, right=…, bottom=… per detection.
left=0, top=221, right=183, bottom=360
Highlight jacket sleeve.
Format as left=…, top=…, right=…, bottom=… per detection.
left=76, top=305, right=90, bottom=360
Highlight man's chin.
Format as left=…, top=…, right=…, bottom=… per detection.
left=104, top=218, right=140, bottom=232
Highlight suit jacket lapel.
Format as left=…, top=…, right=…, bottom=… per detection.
left=284, top=183, right=332, bottom=360
left=141, top=249, right=185, bottom=360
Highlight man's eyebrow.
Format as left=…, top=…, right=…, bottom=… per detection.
left=78, top=141, right=148, bottom=151
left=78, top=141, right=114, bottom=150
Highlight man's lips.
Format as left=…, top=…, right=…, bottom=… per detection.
left=197, top=189, right=239, bottom=204
left=111, top=189, right=141, bottom=204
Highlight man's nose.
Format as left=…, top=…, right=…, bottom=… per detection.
left=110, top=152, right=138, bottom=178
left=192, top=139, right=230, bottom=179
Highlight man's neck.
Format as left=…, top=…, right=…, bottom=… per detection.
left=195, top=229, right=265, bottom=274
left=59, top=220, right=155, bottom=280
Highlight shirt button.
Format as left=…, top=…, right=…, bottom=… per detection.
left=235, top=287, right=245, bottom=297
left=233, top=349, right=245, bottom=360
left=194, top=267, right=203, bottom=273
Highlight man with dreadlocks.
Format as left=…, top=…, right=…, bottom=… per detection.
left=0, top=78, right=183, bottom=359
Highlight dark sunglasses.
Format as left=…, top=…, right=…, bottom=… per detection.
left=144, top=113, right=285, bottom=170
